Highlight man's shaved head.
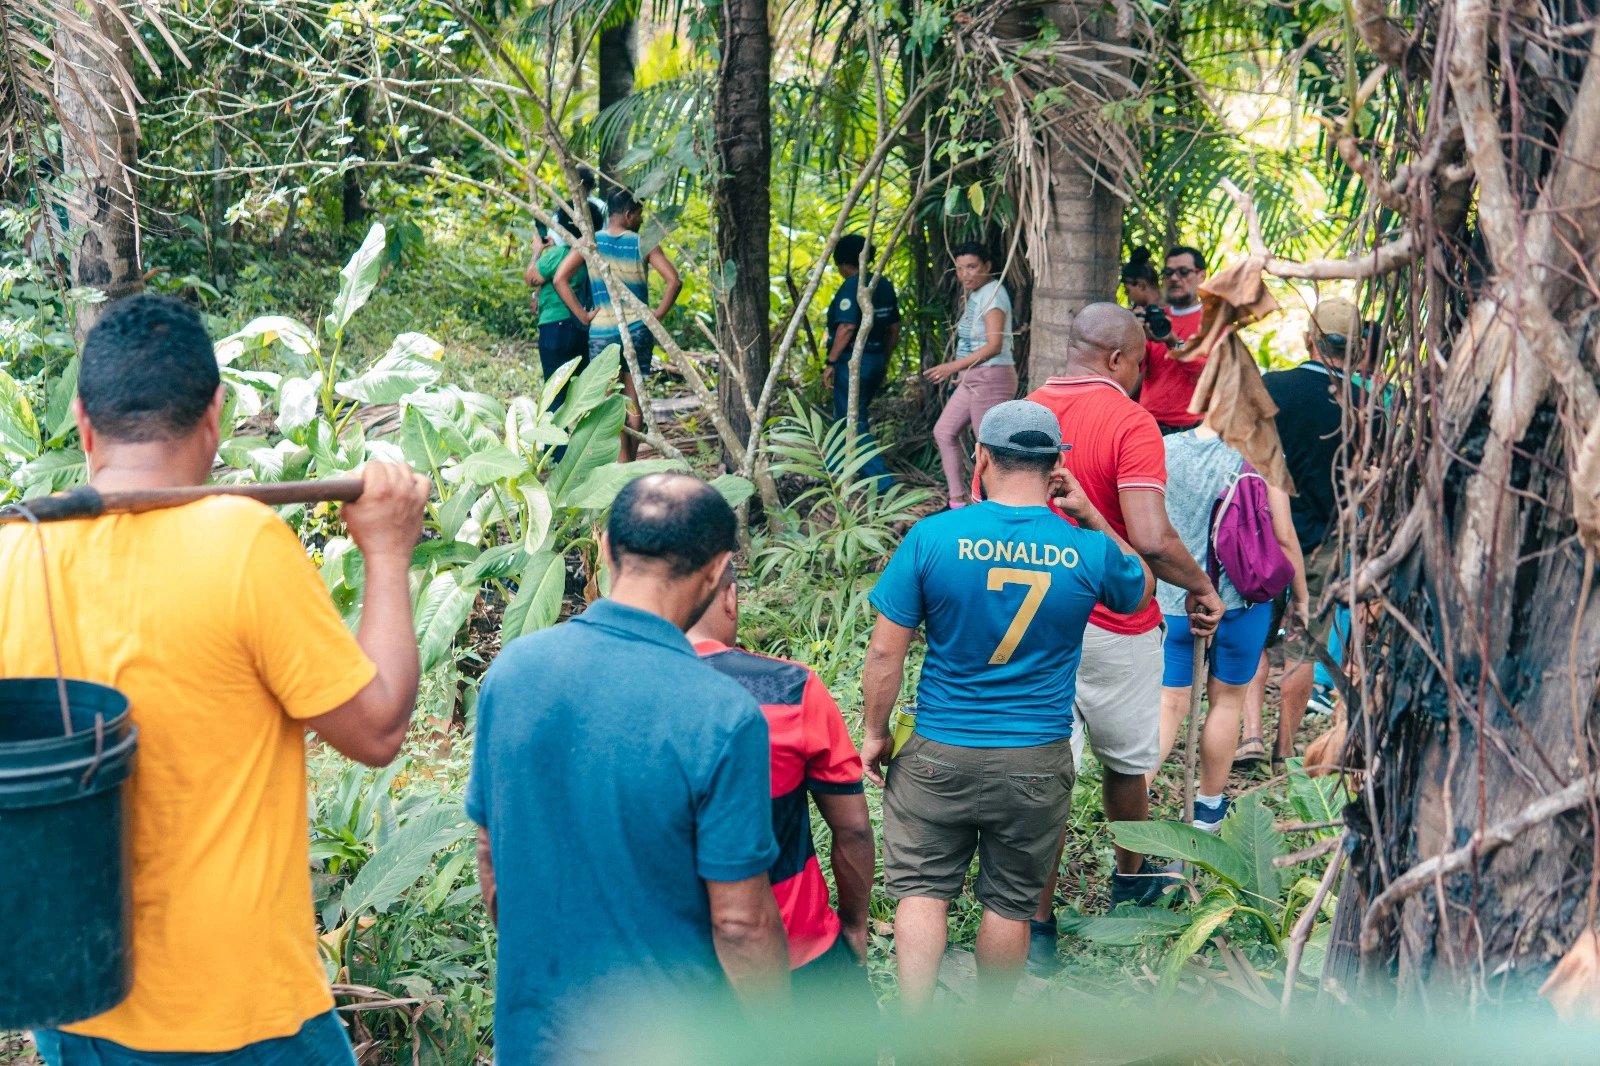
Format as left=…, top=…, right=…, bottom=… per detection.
left=1065, top=302, right=1148, bottom=393
left=1071, top=302, right=1144, bottom=359
left=607, top=473, right=737, bottom=576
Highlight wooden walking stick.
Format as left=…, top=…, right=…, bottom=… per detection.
left=1181, top=634, right=1211, bottom=824
left=0, top=479, right=365, bottom=524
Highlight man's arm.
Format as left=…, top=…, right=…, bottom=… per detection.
left=476, top=826, right=498, bottom=925
left=646, top=246, right=682, bottom=321
left=1050, top=466, right=1153, bottom=610
left=1119, top=488, right=1223, bottom=636
left=812, top=791, right=873, bottom=961
left=552, top=248, right=593, bottom=323
left=308, top=462, right=432, bottom=766
left=860, top=614, right=915, bottom=786
left=708, top=876, right=790, bottom=1003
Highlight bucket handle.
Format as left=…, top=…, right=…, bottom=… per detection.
left=0, top=501, right=74, bottom=737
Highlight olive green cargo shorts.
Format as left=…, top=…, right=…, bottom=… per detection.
left=881, top=733, right=1076, bottom=920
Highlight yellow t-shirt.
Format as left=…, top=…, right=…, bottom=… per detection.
left=0, top=497, right=377, bottom=1051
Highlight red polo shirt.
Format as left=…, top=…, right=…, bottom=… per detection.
left=1026, top=375, right=1167, bottom=635
left=694, top=640, right=865, bottom=968
left=1138, top=303, right=1206, bottom=428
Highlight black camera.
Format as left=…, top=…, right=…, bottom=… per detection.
left=1137, top=304, right=1173, bottom=341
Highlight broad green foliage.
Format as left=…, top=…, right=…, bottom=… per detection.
left=0, top=225, right=753, bottom=673
left=1100, top=764, right=1351, bottom=996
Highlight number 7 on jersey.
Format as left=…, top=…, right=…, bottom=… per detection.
left=987, top=567, right=1052, bottom=665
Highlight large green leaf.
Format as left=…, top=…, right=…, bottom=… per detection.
left=1059, top=907, right=1192, bottom=946
left=276, top=376, right=320, bottom=443
left=44, top=357, right=78, bottom=443
left=400, top=405, right=457, bottom=474
left=461, top=542, right=527, bottom=583
left=539, top=356, right=584, bottom=414
left=1288, top=757, right=1349, bottom=824
left=414, top=572, right=479, bottom=674
left=326, top=223, right=387, bottom=335
left=554, top=345, right=621, bottom=428
left=710, top=473, right=756, bottom=508
left=501, top=551, right=566, bottom=641
left=562, top=458, right=687, bottom=511
left=1109, top=820, right=1253, bottom=890
left=335, top=332, right=443, bottom=404
left=338, top=804, right=470, bottom=919
left=547, top=394, right=625, bottom=503
left=446, top=444, right=526, bottom=487
left=1158, top=896, right=1237, bottom=996
left=1219, top=793, right=1284, bottom=901
left=12, top=448, right=86, bottom=496
left=519, top=480, right=553, bottom=552
left=214, top=314, right=318, bottom=366
left=0, top=367, right=40, bottom=459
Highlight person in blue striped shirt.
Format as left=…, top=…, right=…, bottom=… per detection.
left=553, top=187, right=682, bottom=461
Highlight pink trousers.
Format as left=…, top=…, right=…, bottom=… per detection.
left=933, top=363, right=1019, bottom=501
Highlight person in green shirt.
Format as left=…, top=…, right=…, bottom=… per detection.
left=525, top=203, right=603, bottom=412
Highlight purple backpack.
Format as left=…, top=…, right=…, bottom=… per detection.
left=1208, top=462, right=1295, bottom=603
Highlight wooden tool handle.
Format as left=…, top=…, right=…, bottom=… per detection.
left=0, top=479, right=365, bottom=523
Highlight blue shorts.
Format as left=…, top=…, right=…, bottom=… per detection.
left=589, top=324, right=655, bottom=375
left=1163, top=602, right=1272, bottom=687
left=34, top=1009, right=356, bottom=1066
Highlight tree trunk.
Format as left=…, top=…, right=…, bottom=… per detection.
left=57, top=0, right=142, bottom=339
left=712, top=0, right=770, bottom=461
left=597, top=18, right=636, bottom=172
left=342, top=82, right=370, bottom=237
left=1324, top=0, right=1600, bottom=1006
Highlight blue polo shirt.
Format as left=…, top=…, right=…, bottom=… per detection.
left=869, top=501, right=1147, bottom=747
left=466, top=598, right=777, bottom=1064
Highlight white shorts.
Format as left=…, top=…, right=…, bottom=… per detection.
left=1069, top=624, right=1163, bottom=776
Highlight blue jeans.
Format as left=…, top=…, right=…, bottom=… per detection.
left=830, top=349, right=888, bottom=432
left=829, top=350, right=894, bottom=487
left=34, top=1010, right=357, bottom=1066
left=589, top=324, right=655, bottom=375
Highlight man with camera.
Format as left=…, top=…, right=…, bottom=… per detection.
left=1133, top=245, right=1209, bottom=436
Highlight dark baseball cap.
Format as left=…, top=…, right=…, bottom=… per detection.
left=977, top=400, right=1070, bottom=456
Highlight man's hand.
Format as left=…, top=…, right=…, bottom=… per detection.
left=923, top=361, right=960, bottom=385
left=823, top=363, right=836, bottom=389
left=343, top=462, right=431, bottom=561
left=842, top=920, right=869, bottom=963
left=861, top=730, right=892, bottom=788
left=1185, top=585, right=1225, bottom=638
left=1047, top=462, right=1097, bottom=525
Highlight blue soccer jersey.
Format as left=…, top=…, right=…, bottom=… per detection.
left=869, top=501, right=1147, bottom=747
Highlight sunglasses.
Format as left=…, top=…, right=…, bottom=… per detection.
left=1161, top=267, right=1198, bottom=280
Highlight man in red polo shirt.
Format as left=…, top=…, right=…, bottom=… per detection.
left=1136, top=244, right=1209, bottom=434
left=1022, top=302, right=1223, bottom=963
left=688, top=565, right=877, bottom=1003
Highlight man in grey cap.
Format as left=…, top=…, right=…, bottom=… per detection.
left=860, top=400, right=1154, bottom=1009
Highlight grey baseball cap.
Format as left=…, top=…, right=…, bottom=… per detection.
left=977, top=399, right=1070, bottom=456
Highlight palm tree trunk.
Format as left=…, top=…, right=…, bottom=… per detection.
left=597, top=18, right=636, bottom=172
left=713, top=0, right=770, bottom=459
left=56, top=0, right=141, bottom=338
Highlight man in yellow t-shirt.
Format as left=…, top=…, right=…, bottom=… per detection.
left=3, top=295, right=431, bottom=1064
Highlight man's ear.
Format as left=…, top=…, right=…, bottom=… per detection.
left=72, top=396, right=95, bottom=458
left=205, top=383, right=226, bottom=437
left=599, top=531, right=618, bottom=572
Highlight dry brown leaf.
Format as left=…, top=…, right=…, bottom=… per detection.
left=1305, top=713, right=1347, bottom=778
left=1540, top=928, right=1600, bottom=1021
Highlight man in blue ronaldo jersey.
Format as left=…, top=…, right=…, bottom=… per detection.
left=860, top=399, right=1153, bottom=1010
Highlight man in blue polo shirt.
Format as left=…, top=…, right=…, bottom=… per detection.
left=860, top=400, right=1152, bottom=1011
left=468, top=474, right=789, bottom=1063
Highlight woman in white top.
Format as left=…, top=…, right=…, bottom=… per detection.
left=928, top=242, right=1017, bottom=507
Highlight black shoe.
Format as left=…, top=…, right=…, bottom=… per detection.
left=1109, top=859, right=1181, bottom=908
left=1025, top=918, right=1060, bottom=976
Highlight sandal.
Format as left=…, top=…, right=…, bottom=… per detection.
left=1233, top=737, right=1267, bottom=766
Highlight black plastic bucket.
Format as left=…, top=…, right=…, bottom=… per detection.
left=0, top=678, right=138, bottom=1030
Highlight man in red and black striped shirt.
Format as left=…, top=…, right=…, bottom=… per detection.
left=689, top=564, right=877, bottom=1002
